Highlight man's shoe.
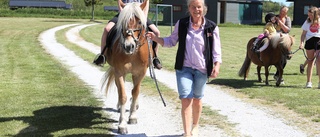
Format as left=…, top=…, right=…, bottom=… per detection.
left=153, top=57, right=162, bottom=70
left=93, top=54, right=106, bottom=66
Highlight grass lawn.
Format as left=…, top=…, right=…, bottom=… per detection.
left=0, top=17, right=113, bottom=136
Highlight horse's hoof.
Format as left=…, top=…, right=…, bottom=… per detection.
left=118, top=127, right=128, bottom=134
left=128, top=118, right=137, bottom=124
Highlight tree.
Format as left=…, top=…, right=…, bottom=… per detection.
left=84, top=0, right=103, bottom=21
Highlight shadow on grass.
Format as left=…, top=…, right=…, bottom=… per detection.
left=208, top=78, right=261, bottom=89
left=208, top=73, right=301, bottom=89
left=0, top=105, right=118, bottom=137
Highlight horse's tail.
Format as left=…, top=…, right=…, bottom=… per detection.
left=101, top=67, right=115, bottom=95
left=238, top=51, right=252, bottom=78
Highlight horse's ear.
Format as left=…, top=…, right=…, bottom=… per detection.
left=119, top=0, right=125, bottom=9
left=140, top=0, right=149, bottom=16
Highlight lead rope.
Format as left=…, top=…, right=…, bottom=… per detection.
left=147, top=37, right=166, bottom=107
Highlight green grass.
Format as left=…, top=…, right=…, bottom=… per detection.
left=0, top=17, right=112, bottom=136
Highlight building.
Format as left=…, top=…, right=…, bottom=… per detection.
left=287, top=0, right=320, bottom=25
left=161, top=0, right=263, bottom=25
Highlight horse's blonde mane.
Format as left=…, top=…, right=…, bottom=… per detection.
left=116, top=2, right=147, bottom=36
left=270, top=33, right=294, bottom=48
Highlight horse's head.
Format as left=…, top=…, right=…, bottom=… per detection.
left=116, top=1, right=147, bottom=55
left=272, top=33, right=295, bottom=60
left=281, top=33, right=295, bottom=60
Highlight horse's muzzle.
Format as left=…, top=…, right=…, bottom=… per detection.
left=287, top=54, right=292, bottom=60
left=122, top=43, right=135, bottom=54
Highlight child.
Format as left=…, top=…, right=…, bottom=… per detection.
left=253, top=13, right=277, bottom=52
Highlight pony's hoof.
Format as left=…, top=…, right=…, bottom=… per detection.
left=128, top=118, right=137, bottom=124
left=118, top=127, right=128, bottom=134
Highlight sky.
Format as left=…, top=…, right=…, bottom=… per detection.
left=270, top=0, right=293, bottom=6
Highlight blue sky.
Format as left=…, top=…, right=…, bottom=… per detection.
left=270, top=0, right=293, bottom=6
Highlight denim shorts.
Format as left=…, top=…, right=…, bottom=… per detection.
left=176, top=67, right=208, bottom=99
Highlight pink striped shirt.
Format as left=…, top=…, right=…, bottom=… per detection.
left=163, top=18, right=222, bottom=74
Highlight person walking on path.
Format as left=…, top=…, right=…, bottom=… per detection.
left=147, top=0, right=222, bottom=136
left=299, top=6, right=320, bottom=88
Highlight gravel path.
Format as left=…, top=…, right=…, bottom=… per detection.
left=39, top=23, right=308, bottom=137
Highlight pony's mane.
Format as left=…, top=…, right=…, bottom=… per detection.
left=116, top=2, right=147, bottom=36
left=270, top=33, right=294, bottom=48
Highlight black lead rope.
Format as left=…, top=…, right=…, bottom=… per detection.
left=290, top=48, right=300, bottom=55
left=147, top=38, right=166, bottom=107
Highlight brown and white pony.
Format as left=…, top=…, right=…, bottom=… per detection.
left=239, top=33, right=295, bottom=86
left=102, top=0, right=151, bottom=134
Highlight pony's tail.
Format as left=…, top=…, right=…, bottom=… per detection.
left=238, top=54, right=252, bottom=78
left=101, top=67, right=115, bottom=96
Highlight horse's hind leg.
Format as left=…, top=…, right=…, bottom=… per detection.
left=128, top=74, right=144, bottom=124
left=115, top=76, right=128, bottom=134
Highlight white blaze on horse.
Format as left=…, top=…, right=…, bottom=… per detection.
left=101, top=0, right=151, bottom=134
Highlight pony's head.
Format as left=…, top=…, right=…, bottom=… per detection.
left=116, top=1, right=147, bottom=55
left=271, top=33, right=295, bottom=60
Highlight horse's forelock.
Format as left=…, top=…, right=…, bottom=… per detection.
left=116, top=2, right=147, bottom=33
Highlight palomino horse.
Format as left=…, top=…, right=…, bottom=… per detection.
left=238, top=33, right=294, bottom=86
left=101, top=1, right=151, bottom=134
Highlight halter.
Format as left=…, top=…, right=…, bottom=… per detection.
left=121, top=17, right=145, bottom=48
left=279, top=43, right=292, bottom=59
left=279, top=36, right=294, bottom=60
left=124, top=27, right=143, bottom=46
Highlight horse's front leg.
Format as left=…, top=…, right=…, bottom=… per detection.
left=264, top=66, right=269, bottom=85
left=257, top=66, right=263, bottom=83
left=275, top=65, right=283, bottom=87
left=115, top=75, right=128, bottom=134
left=128, top=74, right=144, bottom=124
